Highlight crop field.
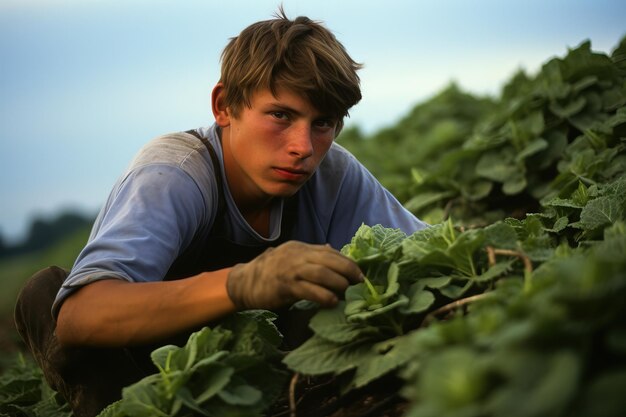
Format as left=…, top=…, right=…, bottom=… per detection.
left=1, top=36, right=625, bottom=416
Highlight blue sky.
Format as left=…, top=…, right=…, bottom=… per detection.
left=1, top=0, right=625, bottom=243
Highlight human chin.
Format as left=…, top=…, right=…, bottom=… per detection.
left=265, top=181, right=304, bottom=198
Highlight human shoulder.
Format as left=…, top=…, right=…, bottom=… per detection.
left=128, top=131, right=209, bottom=174
left=120, top=128, right=221, bottom=200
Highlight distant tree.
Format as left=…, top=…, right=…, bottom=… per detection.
left=0, top=211, right=94, bottom=259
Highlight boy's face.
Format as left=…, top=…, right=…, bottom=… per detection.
left=218, top=86, right=338, bottom=202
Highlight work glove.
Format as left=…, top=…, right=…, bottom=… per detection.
left=226, top=241, right=363, bottom=310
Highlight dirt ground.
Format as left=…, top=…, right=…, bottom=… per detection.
left=267, top=373, right=408, bottom=417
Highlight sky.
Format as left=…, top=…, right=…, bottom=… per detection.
left=1, top=0, right=625, bottom=244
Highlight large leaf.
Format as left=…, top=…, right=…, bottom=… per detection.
left=308, top=302, right=382, bottom=344
left=579, top=195, right=624, bottom=231
left=342, top=224, right=406, bottom=262
left=282, top=335, right=373, bottom=376
left=476, top=148, right=518, bottom=182
left=401, top=284, right=436, bottom=314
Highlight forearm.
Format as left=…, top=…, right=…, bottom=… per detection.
left=55, top=270, right=236, bottom=348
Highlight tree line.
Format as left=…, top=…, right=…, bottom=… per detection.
left=0, top=211, right=94, bottom=259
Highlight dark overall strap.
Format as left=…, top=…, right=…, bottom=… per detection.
left=165, top=129, right=298, bottom=280
left=185, top=129, right=226, bottom=220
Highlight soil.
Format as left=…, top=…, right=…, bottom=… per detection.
left=268, top=373, right=408, bottom=417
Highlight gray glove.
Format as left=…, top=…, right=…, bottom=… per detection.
left=226, top=241, right=364, bottom=310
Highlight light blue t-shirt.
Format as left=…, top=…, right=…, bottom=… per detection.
left=52, top=124, right=428, bottom=317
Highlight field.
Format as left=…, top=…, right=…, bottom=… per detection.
left=1, top=36, right=625, bottom=417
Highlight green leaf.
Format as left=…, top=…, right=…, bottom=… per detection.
left=544, top=215, right=569, bottom=233
left=352, top=334, right=418, bottom=388
left=381, top=262, right=400, bottom=301
left=176, top=387, right=211, bottom=416
left=341, top=224, right=406, bottom=262
left=151, top=327, right=232, bottom=373
left=549, top=97, right=586, bottom=118
left=446, top=229, right=485, bottom=277
left=419, top=276, right=453, bottom=288
left=96, top=400, right=125, bottom=417
left=516, top=138, right=549, bottom=161
left=476, top=149, right=518, bottom=182
left=532, top=129, right=568, bottom=170
left=150, top=345, right=178, bottom=372
left=483, top=221, right=518, bottom=250
left=402, top=241, right=455, bottom=269
left=415, top=347, right=491, bottom=409
left=488, top=350, right=581, bottom=417
left=191, top=351, right=229, bottom=372
left=473, top=260, right=515, bottom=283
left=503, top=173, right=527, bottom=195
left=191, top=363, right=234, bottom=404
left=119, top=375, right=172, bottom=417
left=308, top=302, right=381, bottom=344
left=579, top=195, right=624, bottom=231
left=221, top=311, right=282, bottom=356
left=439, top=278, right=474, bottom=299
left=217, top=383, right=262, bottom=406
left=347, top=295, right=410, bottom=323
left=402, top=285, right=436, bottom=314
left=404, top=190, right=455, bottom=213
left=283, top=335, right=372, bottom=376
left=463, top=180, right=493, bottom=201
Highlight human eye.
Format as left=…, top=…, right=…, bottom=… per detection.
left=270, top=111, right=289, bottom=121
left=313, top=118, right=336, bottom=130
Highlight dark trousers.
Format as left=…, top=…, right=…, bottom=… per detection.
left=13, top=267, right=153, bottom=417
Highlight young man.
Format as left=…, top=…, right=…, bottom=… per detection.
left=15, top=9, right=427, bottom=417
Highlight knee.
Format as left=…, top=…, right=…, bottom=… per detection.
left=14, top=266, right=69, bottom=331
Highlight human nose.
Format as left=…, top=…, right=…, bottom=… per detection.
left=287, top=124, right=314, bottom=159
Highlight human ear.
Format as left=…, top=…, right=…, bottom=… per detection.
left=211, top=83, right=231, bottom=127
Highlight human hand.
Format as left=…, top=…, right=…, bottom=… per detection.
left=226, top=241, right=363, bottom=310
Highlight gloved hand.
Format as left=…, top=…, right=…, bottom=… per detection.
left=226, top=241, right=364, bottom=310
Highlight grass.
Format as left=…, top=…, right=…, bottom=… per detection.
left=0, top=227, right=91, bottom=354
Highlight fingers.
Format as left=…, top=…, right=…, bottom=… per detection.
left=228, top=241, right=364, bottom=311
left=271, top=241, right=364, bottom=307
left=289, top=279, right=340, bottom=307
left=279, top=241, right=364, bottom=284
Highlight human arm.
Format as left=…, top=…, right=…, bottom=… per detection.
left=56, top=241, right=362, bottom=347
left=55, top=269, right=235, bottom=347
left=53, top=136, right=364, bottom=348
left=53, top=161, right=227, bottom=347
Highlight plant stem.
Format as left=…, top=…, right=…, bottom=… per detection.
left=363, top=275, right=381, bottom=304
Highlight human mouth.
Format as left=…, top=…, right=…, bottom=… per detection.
left=273, top=167, right=310, bottom=181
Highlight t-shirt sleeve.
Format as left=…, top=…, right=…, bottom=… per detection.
left=324, top=148, right=429, bottom=248
left=51, top=163, right=209, bottom=318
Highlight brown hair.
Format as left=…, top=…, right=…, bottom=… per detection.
left=219, top=7, right=363, bottom=132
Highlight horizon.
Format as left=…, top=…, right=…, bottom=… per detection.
left=1, top=0, right=625, bottom=243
